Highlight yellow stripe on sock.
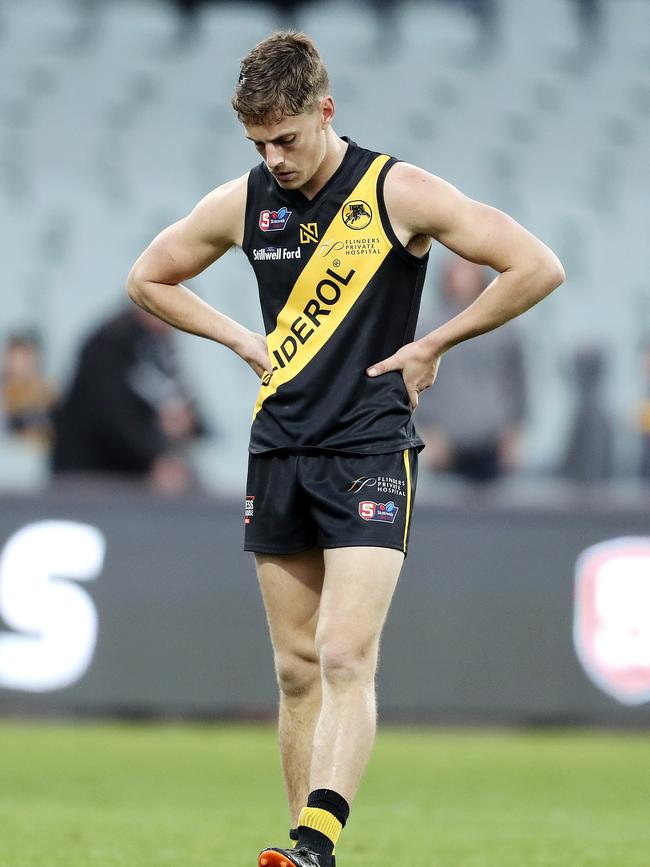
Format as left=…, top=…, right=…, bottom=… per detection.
left=402, top=448, right=412, bottom=552
left=298, top=807, right=343, bottom=846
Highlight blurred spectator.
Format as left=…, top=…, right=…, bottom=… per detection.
left=0, top=331, right=57, bottom=447
left=52, top=307, right=205, bottom=494
left=416, top=256, right=527, bottom=483
left=559, top=346, right=613, bottom=484
left=638, top=339, right=650, bottom=482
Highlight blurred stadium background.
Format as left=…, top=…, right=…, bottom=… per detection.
left=2, top=0, right=650, bottom=490
left=1, top=1, right=649, bottom=865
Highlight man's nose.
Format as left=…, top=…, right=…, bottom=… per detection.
left=266, top=144, right=284, bottom=170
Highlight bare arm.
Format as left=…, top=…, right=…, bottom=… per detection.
left=368, top=163, right=565, bottom=408
left=126, top=174, right=270, bottom=377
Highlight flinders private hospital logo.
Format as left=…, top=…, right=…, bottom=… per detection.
left=574, top=537, right=650, bottom=705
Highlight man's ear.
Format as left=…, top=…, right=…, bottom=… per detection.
left=320, top=95, right=335, bottom=128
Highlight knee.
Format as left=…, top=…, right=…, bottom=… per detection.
left=275, top=651, right=320, bottom=698
left=317, top=639, right=378, bottom=688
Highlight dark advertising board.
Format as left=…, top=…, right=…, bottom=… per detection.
left=1, top=488, right=648, bottom=725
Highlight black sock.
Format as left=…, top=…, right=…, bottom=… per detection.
left=306, top=789, right=350, bottom=827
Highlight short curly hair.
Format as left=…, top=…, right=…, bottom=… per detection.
left=232, top=31, right=330, bottom=125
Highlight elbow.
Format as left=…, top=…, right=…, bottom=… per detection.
left=548, top=255, right=565, bottom=290
left=537, top=250, right=565, bottom=296
left=126, top=264, right=149, bottom=309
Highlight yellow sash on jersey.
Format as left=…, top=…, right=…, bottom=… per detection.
left=253, top=154, right=392, bottom=419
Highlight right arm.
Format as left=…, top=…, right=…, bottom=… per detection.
left=126, top=174, right=270, bottom=377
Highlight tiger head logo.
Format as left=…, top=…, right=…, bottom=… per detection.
left=342, top=200, right=372, bottom=230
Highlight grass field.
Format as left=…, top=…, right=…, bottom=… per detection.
left=0, top=721, right=648, bottom=867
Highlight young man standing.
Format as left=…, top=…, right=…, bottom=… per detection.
left=127, top=31, right=564, bottom=867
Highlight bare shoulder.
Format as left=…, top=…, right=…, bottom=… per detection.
left=188, top=172, right=249, bottom=248
left=384, top=161, right=458, bottom=196
left=383, top=161, right=465, bottom=239
left=384, top=161, right=563, bottom=277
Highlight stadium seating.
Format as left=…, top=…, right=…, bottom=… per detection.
left=1, top=0, right=648, bottom=491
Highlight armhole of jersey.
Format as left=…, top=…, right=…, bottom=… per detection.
left=241, top=167, right=258, bottom=254
left=377, top=158, right=430, bottom=268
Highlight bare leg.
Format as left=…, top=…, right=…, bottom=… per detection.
left=256, top=549, right=325, bottom=824
left=310, top=546, right=404, bottom=804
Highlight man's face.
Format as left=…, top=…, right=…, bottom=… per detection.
left=5, top=342, right=40, bottom=380
left=244, top=103, right=329, bottom=190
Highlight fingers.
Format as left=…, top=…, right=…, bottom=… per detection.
left=366, top=355, right=400, bottom=376
left=366, top=354, right=422, bottom=410
left=252, top=353, right=272, bottom=379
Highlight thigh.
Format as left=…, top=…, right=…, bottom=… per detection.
left=256, top=549, right=325, bottom=658
left=245, top=452, right=318, bottom=555
left=316, top=546, right=404, bottom=651
left=300, top=449, right=418, bottom=555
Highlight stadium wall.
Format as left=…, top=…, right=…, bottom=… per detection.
left=0, top=489, right=649, bottom=726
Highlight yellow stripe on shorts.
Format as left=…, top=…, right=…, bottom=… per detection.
left=402, top=448, right=412, bottom=552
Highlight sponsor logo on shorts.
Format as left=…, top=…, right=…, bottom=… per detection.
left=259, top=206, right=292, bottom=232
left=342, top=200, right=372, bottom=230
left=358, top=500, right=399, bottom=524
left=253, top=246, right=302, bottom=261
left=244, top=495, right=255, bottom=524
left=347, top=476, right=406, bottom=497
left=347, top=477, right=377, bottom=493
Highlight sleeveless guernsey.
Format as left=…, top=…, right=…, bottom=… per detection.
left=242, top=137, right=428, bottom=455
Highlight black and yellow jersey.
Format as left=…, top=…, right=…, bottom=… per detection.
left=242, top=137, right=428, bottom=455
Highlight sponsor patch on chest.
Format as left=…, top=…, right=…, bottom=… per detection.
left=253, top=246, right=301, bottom=261
left=259, top=207, right=292, bottom=232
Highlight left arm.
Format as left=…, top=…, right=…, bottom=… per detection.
left=367, top=163, right=565, bottom=409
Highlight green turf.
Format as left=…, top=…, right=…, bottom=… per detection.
left=0, top=721, right=648, bottom=866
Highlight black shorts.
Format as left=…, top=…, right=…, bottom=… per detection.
left=244, top=449, right=418, bottom=556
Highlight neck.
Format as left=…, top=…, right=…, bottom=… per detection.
left=299, top=129, right=348, bottom=200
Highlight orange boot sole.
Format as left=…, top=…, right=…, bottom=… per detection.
left=259, top=851, right=295, bottom=867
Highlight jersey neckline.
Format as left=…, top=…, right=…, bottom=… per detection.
left=262, top=136, right=357, bottom=210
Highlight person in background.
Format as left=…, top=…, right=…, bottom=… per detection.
left=559, top=346, right=613, bottom=484
left=52, top=306, right=204, bottom=494
left=416, top=255, right=527, bottom=483
left=638, top=338, right=650, bottom=482
left=0, top=331, right=57, bottom=448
